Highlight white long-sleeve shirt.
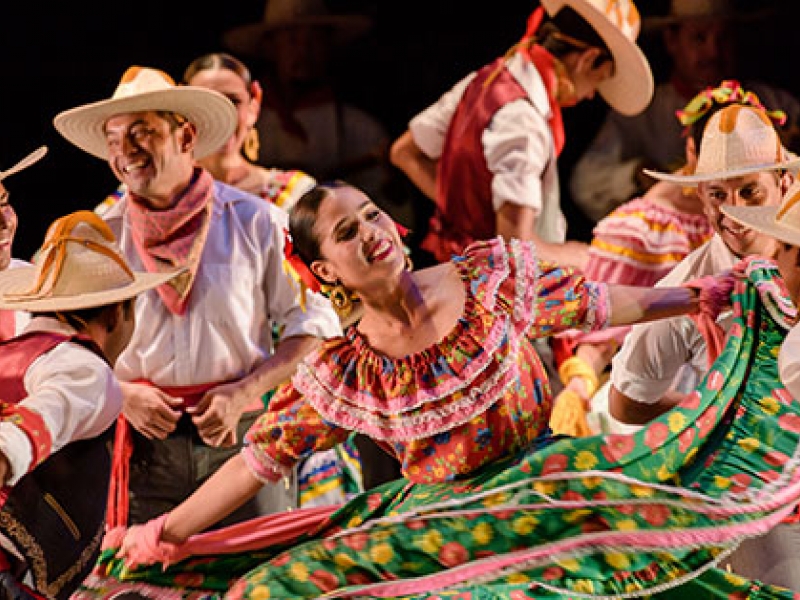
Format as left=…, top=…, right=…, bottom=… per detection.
left=0, top=317, right=122, bottom=485
left=104, top=180, right=342, bottom=387
left=610, top=234, right=738, bottom=404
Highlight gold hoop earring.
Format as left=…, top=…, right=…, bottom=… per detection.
left=243, top=127, right=260, bottom=162
left=323, top=283, right=356, bottom=319
left=405, top=253, right=414, bottom=272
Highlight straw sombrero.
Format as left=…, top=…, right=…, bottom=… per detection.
left=541, top=0, right=653, bottom=116
left=0, top=146, right=47, bottom=182
left=0, top=211, right=184, bottom=312
left=223, top=0, right=373, bottom=59
left=722, top=178, right=800, bottom=250
left=53, top=66, right=237, bottom=161
left=643, top=105, right=800, bottom=186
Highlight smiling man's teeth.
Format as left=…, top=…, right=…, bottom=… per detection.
left=123, top=161, right=146, bottom=173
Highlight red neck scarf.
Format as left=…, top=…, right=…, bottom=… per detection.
left=517, top=6, right=566, bottom=156
left=522, top=44, right=566, bottom=157
left=126, top=168, right=214, bottom=315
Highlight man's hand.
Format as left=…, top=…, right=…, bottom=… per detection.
left=189, top=381, right=252, bottom=447
left=121, top=382, right=183, bottom=440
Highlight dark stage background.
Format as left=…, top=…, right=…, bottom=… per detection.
left=2, top=0, right=798, bottom=260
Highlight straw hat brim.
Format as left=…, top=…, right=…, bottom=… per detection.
left=0, top=266, right=184, bottom=312
left=223, top=14, right=373, bottom=59
left=541, top=0, right=654, bottom=116
left=0, top=147, right=47, bottom=182
left=643, top=157, right=800, bottom=186
left=53, top=88, right=237, bottom=161
left=721, top=205, right=800, bottom=248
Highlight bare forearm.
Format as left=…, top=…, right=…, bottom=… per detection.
left=608, top=286, right=698, bottom=327
left=608, top=385, right=686, bottom=426
left=239, top=335, right=320, bottom=401
left=161, top=454, right=264, bottom=543
left=389, top=131, right=438, bottom=201
left=496, top=203, right=589, bottom=271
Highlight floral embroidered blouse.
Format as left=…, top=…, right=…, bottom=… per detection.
left=243, top=238, right=610, bottom=485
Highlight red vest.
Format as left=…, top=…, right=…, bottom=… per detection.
left=422, top=58, right=528, bottom=263
left=0, top=331, right=113, bottom=600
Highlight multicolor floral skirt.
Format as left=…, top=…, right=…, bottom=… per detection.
left=74, top=262, right=800, bottom=599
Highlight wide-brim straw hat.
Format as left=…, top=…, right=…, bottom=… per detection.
left=0, top=146, right=47, bottom=182
left=53, top=66, right=237, bottom=161
left=722, top=179, right=800, bottom=249
left=223, top=0, right=373, bottom=59
left=0, top=211, right=184, bottom=312
left=541, top=0, right=653, bottom=116
left=644, top=105, right=800, bottom=186
left=643, top=0, right=773, bottom=32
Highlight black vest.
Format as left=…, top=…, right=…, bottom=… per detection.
left=0, top=332, right=114, bottom=600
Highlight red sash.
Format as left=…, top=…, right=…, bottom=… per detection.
left=106, top=380, right=224, bottom=529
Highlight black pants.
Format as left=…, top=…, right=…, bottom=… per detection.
left=128, top=411, right=298, bottom=528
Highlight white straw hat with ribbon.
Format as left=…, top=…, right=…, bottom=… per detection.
left=722, top=178, right=800, bottom=250
left=0, top=211, right=184, bottom=312
left=0, top=146, right=47, bottom=182
left=541, top=0, right=654, bottom=116
left=643, top=105, right=800, bottom=186
left=53, top=66, right=237, bottom=161
left=223, top=0, right=373, bottom=59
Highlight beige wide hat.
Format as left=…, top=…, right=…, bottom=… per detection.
left=541, top=0, right=653, bottom=116
left=722, top=178, right=800, bottom=250
left=53, top=66, right=237, bottom=161
left=644, top=105, right=800, bottom=186
left=643, top=0, right=772, bottom=31
left=223, top=0, right=373, bottom=59
left=0, top=146, right=47, bottom=182
left=0, top=211, right=184, bottom=312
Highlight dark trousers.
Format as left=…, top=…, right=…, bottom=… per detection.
left=128, top=411, right=298, bottom=528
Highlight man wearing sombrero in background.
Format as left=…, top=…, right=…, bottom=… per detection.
left=0, top=146, right=48, bottom=342
left=222, top=0, right=392, bottom=212
left=52, top=66, right=342, bottom=532
left=390, top=0, right=653, bottom=272
left=570, top=0, right=800, bottom=223
left=0, top=210, right=182, bottom=599
left=606, top=103, right=800, bottom=589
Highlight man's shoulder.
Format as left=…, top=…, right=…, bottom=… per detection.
left=656, top=235, right=736, bottom=286
left=214, top=180, right=289, bottom=223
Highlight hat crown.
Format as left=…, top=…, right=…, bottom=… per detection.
left=559, top=0, right=641, bottom=42
left=694, top=105, right=783, bottom=177
left=17, top=212, right=134, bottom=304
left=667, top=0, right=735, bottom=19
left=113, top=66, right=177, bottom=101
left=263, top=0, right=341, bottom=28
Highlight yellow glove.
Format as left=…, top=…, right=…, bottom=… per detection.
left=549, top=356, right=599, bottom=438
left=550, top=388, right=593, bottom=437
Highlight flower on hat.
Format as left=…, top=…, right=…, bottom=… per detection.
left=676, top=80, right=787, bottom=131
